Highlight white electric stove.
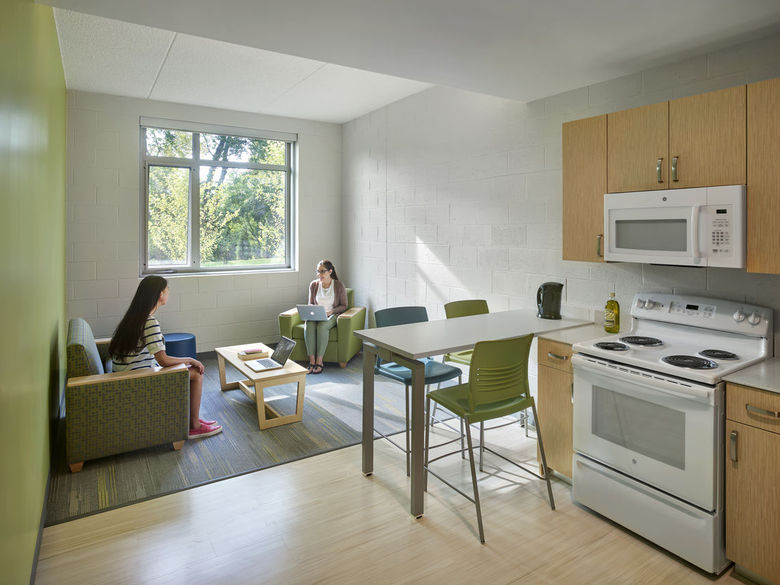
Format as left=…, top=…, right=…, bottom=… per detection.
left=571, top=293, right=772, bottom=574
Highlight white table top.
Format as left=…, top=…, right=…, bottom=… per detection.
left=355, top=310, right=591, bottom=359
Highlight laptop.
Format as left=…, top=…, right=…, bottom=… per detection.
left=246, top=336, right=297, bottom=372
left=296, top=304, right=328, bottom=321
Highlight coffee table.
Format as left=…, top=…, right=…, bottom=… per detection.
left=215, top=343, right=307, bottom=430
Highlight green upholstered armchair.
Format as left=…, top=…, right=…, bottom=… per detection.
left=278, top=287, right=365, bottom=367
left=65, top=318, right=190, bottom=472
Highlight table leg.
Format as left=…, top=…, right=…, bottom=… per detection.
left=408, top=359, right=426, bottom=518
left=217, top=354, right=238, bottom=391
left=362, top=345, right=376, bottom=476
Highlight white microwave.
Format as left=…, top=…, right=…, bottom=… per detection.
left=603, top=185, right=745, bottom=268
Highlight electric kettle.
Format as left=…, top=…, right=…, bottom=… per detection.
left=537, top=282, right=563, bottom=319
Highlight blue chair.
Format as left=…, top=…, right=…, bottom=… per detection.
left=374, top=306, right=463, bottom=476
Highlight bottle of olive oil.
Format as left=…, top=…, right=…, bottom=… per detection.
left=604, top=292, right=620, bottom=333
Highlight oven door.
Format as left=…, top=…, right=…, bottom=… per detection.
left=573, top=354, right=722, bottom=511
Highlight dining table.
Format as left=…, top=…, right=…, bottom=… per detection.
left=354, top=309, right=591, bottom=518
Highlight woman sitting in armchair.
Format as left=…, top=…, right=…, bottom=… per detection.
left=305, top=260, right=347, bottom=374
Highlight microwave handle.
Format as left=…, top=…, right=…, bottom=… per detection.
left=690, top=206, right=701, bottom=265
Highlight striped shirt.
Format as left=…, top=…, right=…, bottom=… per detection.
left=111, top=316, right=166, bottom=372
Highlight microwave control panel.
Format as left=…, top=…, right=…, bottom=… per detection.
left=705, top=205, right=732, bottom=256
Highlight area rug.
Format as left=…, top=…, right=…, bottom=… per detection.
left=45, top=353, right=413, bottom=526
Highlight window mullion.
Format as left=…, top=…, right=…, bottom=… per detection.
left=191, top=133, right=201, bottom=269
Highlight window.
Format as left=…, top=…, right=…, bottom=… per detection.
left=141, top=119, right=296, bottom=274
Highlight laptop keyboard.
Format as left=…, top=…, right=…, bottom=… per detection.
left=257, top=358, right=276, bottom=368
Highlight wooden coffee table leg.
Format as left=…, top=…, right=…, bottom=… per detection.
left=294, top=373, right=306, bottom=422
left=217, top=354, right=238, bottom=391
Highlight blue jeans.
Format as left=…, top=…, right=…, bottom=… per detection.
left=304, top=315, right=337, bottom=358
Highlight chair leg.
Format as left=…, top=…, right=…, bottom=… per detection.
left=405, top=384, right=410, bottom=477
left=464, top=417, right=485, bottom=543
left=68, top=461, right=84, bottom=473
left=479, top=421, right=485, bottom=472
left=532, top=404, right=556, bottom=511
left=425, top=396, right=432, bottom=492
left=460, top=418, right=465, bottom=459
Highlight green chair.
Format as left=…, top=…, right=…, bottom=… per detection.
left=374, top=306, right=463, bottom=476
left=278, top=287, right=366, bottom=367
left=424, top=334, right=555, bottom=543
left=65, top=318, right=190, bottom=472
left=442, top=299, right=489, bottom=366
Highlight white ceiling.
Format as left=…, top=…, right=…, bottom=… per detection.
left=45, top=0, right=780, bottom=124
left=52, top=10, right=432, bottom=123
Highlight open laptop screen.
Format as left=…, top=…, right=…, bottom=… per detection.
left=271, top=336, right=296, bottom=364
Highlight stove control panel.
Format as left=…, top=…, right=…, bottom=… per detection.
left=669, top=301, right=715, bottom=318
left=631, top=293, right=772, bottom=337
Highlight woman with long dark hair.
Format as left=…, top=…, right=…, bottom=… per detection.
left=304, top=260, right=348, bottom=374
left=109, top=276, right=221, bottom=439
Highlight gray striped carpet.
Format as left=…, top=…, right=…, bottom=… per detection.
left=45, top=352, right=424, bottom=526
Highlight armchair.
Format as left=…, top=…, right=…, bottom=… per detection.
left=65, top=318, right=190, bottom=472
left=278, top=287, right=365, bottom=367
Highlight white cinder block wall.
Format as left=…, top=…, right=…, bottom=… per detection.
left=66, top=91, right=342, bottom=351
left=342, top=34, right=780, bottom=347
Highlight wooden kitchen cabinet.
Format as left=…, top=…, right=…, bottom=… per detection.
left=725, top=383, right=780, bottom=585
left=562, top=114, right=606, bottom=262
left=669, top=86, right=745, bottom=189
left=606, top=85, right=746, bottom=193
left=536, top=339, right=573, bottom=479
left=608, top=101, right=669, bottom=193
left=747, top=77, right=780, bottom=274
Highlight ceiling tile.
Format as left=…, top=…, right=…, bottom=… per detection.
left=54, top=9, right=173, bottom=98
left=149, top=34, right=325, bottom=112
left=266, top=64, right=431, bottom=123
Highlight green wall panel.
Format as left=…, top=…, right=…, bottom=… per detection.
left=0, top=0, right=66, bottom=582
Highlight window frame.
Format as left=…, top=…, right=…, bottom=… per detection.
left=139, top=118, right=297, bottom=276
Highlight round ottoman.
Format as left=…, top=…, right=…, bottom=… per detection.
left=164, top=332, right=197, bottom=358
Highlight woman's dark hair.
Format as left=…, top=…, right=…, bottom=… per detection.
left=109, top=276, right=168, bottom=357
left=318, top=259, right=338, bottom=280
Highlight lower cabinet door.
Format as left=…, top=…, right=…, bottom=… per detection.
left=537, top=364, right=573, bottom=478
left=725, top=420, right=780, bottom=583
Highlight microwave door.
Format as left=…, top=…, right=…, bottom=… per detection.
left=606, top=207, right=697, bottom=266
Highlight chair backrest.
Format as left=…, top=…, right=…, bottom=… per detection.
left=345, top=287, right=354, bottom=309
left=66, top=318, right=105, bottom=378
left=468, top=334, right=533, bottom=409
left=444, top=299, right=489, bottom=319
left=373, top=306, right=428, bottom=368
left=374, top=306, right=428, bottom=328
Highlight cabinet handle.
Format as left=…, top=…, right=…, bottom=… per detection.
left=729, top=430, right=738, bottom=462
left=746, top=404, right=780, bottom=418
left=596, top=234, right=603, bottom=258
left=672, top=156, right=679, bottom=182
left=656, top=158, right=664, bottom=183
left=547, top=352, right=568, bottom=361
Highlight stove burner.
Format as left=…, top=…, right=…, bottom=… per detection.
left=662, top=355, right=718, bottom=369
left=620, top=336, right=663, bottom=347
left=699, top=349, right=738, bottom=360
left=594, top=342, right=629, bottom=351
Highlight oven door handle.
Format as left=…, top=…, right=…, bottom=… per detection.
left=572, top=354, right=713, bottom=403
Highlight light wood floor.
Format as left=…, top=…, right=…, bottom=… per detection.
left=36, top=425, right=742, bottom=585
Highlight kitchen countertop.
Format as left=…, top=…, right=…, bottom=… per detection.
left=537, top=322, right=609, bottom=345
left=723, top=358, right=780, bottom=395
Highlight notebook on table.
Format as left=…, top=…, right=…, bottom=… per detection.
left=296, top=304, right=328, bottom=321
left=246, top=336, right=296, bottom=372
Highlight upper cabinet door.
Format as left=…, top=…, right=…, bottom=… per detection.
left=669, top=86, right=746, bottom=189
left=607, top=102, right=669, bottom=193
left=747, top=78, right=780, bottom=274
left=562, top=115, right=606, bottom=262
